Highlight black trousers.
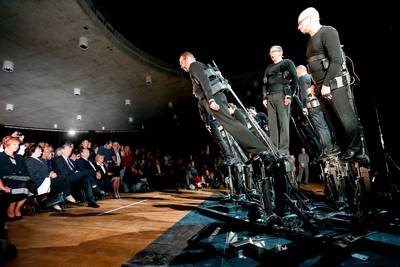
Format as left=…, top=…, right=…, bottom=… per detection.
left=198, top=102, right=232, bottom=159
left=319, top=85, right=362, bottom=153
left=201, top=93, right=267, bottom=155
left=50, top=176, right=71, bottom=199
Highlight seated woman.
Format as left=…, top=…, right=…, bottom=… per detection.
left=0, top=136, right=30, bottom=220
left=25, top=144, right=72, bottom=211
left=94, top=154, right=121, bottom=199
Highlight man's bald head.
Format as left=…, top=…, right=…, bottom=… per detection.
left=298, top=7, right=319, bottom=24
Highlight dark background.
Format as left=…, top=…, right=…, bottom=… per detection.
left=88, top=0, right=398, bottom=168
left=2, top=1, right=398, bottom=180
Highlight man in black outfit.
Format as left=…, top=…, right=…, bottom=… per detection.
left=179, top=52, right=268, bottom=157
left=262, top=45, right=298, bottom=156
left=198, top=102, right=234, bottom=165
left=298, top=7, right=362, bottom=162
left=296, top=64, right=338, bottom=158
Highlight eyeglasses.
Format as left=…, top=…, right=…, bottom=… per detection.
left=298, top=15, right=310, bottom=26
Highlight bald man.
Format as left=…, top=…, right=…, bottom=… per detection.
left=298, top=7, right=362, bottom=162
left=179, top=51, right=268, bottom=156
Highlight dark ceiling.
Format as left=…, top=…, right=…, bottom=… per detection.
left=89, top=0, right=396, bottom=75
left=83, top=0, right=399, bottom=154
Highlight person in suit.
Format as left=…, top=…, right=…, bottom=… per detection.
left=53, top=143, right=99, bottom=208
left=75, top=148, right=107, bottom=198
left=25, top=144, right=71, bottom=211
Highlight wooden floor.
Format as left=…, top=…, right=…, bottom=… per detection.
left=299, top=182, right=325, bottom=196
left=3, top=189, right=217, bottom=267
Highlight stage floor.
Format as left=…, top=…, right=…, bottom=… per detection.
left=4, top=187, right=400, bottom=266
left=4, top=189, right=218, bottom=267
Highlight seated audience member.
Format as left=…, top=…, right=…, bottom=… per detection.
left=248, top=106, right=269, bottom=135
left=25, top=144, right=71, bottom=211
left=75, top=148, right=107, bottom=198
left=129, top=165, right=149, bottom=193
left=41, top=144, right=55, bottom=171
left=94, top=154, right=121, bottom=199
left=54, top=143, right=99, bottom=208
left=0, top=136, right=30, bottom=220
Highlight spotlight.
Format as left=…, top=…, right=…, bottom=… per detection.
left=76, top=114, right=82, bottom=121
left=125, top=99, right=131, bottom=105
left=128, top=117, right=133, bottom=123
left=74, top=88, right=81, bottom=96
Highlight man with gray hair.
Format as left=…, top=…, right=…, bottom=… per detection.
left=262, top=45, right=298, bottom=156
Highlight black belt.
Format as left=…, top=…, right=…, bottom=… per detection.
left=307, top=54, right=326, bottom=63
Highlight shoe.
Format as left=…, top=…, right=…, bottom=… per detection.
left=88, top=201, right=100, bottom=208
left=65, top=195, right=77, bottom=203
left=93, top=186, right=106, bottom=196
left=52, top=204, right=62, bottom=212
left=15, top=215, right=23, bottom=220
left=339, top=150, right=359, bottom=162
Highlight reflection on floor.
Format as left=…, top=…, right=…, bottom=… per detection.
left=124, top=185, right=400, bottom=266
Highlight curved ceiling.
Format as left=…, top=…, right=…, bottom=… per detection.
left=0, top=0, right=397, bottom=142
left=0, top=0, right=192, bottom=132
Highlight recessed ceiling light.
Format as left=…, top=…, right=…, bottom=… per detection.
left=5, top=103, right=14, bottom=111
left=79, top=36, right=89, bottom=49
left=2, top=60, right=14, bottom=72
left=145, top=75, right=152, bottom=85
